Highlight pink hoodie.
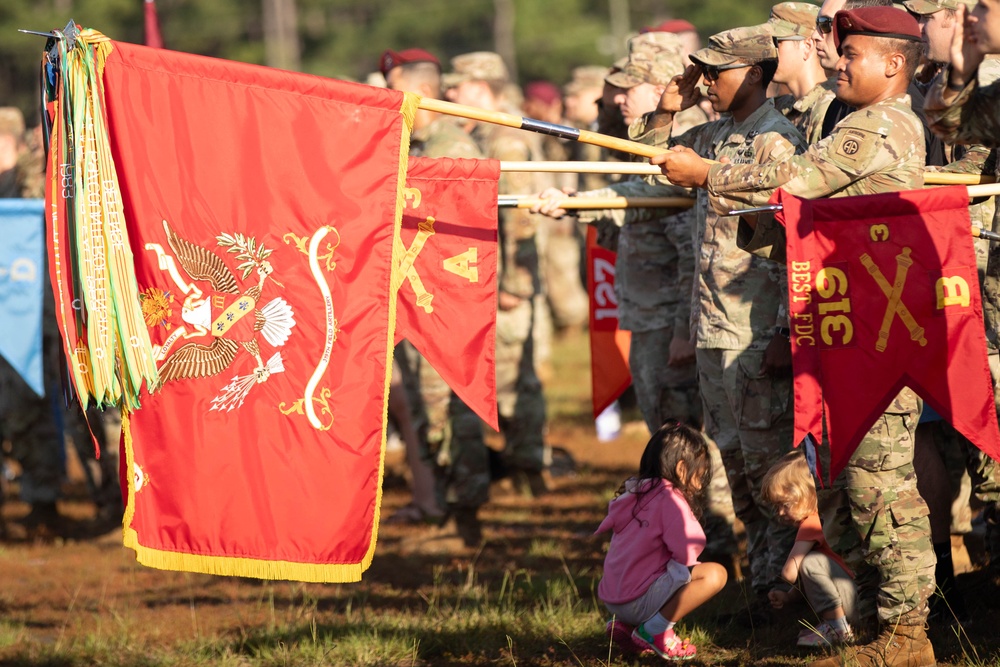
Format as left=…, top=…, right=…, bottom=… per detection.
left=596, top=478, right=705, bottom=604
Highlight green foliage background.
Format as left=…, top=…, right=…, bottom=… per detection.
left=0, top=0, right=782, bottom=123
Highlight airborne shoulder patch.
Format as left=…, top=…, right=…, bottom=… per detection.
left=828, top=125, right=881, bottom=174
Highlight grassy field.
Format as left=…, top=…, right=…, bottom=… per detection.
left=1, top=331, right=998, bottom=666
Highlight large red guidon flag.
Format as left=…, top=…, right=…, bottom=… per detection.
left=586, top=227, right=631, bottom=418
left=96, top=42, right=415, bottom=581
left=394, top=156, right=500, bottom=429
left=776, top=186, right=1000, bottom=482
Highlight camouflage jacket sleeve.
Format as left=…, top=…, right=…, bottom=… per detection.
left=628, top=110, right=717, bottom=154
left=925, top=67, right=1000, bottom=147
left=736, top=212, right=788, bottom=264
left=628, top=112, right=674, bottom=148
left=706, top=109, right=916, bottom=215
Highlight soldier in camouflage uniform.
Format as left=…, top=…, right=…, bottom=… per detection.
left=658, top=8, right=937, bottom=665
left=629, top=27, right=807, bottom=599
left=563, top=66, right=614, bottom=193
left=444, top=52, right=549, bottom=497
left=521, top=80, right=590, bottom=335
left=766, top=3, right=838, bottom=144
left=381, top=49, right=490, bottom=543
left=0, top=108, right=66, bottom=539
left=901, top=0, right=1000, bottom=615
left=924, top=0, right=1000, bottom=582
left=534, top=33, right=739, bottom=560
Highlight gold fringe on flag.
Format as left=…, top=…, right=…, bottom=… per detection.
left=48, top=27, right=158, bottom=409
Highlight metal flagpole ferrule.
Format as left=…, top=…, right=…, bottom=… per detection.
left=973, top=227, right=1000, bottom=243
left=727, top=204, right=783, bottom=216
left=518, top=118, right=582, bottom=141
left=497, top=196, right=523, bottom=208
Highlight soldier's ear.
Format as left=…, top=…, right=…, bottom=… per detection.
left=802, top=37, right=816, bottom=60
left=884, top=50, right=906, bottom=78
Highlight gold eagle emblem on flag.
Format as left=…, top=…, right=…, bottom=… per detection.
left=144, top=220, right=296, bottom=410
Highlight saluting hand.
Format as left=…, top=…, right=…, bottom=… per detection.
left=947, top=4, right=985, bottom=93
left=658, top=64, right=703, bottom=115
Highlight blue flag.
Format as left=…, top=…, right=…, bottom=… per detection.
left=0, top=198, right=45, bottom=396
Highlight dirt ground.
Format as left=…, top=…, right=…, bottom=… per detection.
left=2, top=369, right=999, bottom=665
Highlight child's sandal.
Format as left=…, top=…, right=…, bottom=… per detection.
left=631, top=626, right=697, bottom=661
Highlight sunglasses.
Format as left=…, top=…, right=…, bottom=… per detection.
left=700, top=63, right=752, bottom=81
left=773, top=35, right=806, bottom=46
left=816, top=15, right=835, bottom=34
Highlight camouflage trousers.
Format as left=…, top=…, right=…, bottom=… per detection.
left=0, top=353, right=64, bottom=505
left=816, top=407, right=936, bottom=627
left=64, top=405, right=123, bottom=510
left=541, top=220, right=588, bottom=331
left=630, top=327, right=737, bottom=555
left=917, top=419, right=1000, bottom=534
left=697, top=347, right=797, bottom=594
left=496, top=299, right=547, bottom=473
left=395, top=342, right=489, bottom=510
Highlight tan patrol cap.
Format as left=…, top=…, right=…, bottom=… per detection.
left=605, top=32, right=686, bottom=89
left=768, top=2, right=821, bottom=39
left=690, top=24, right=779, bottom=67
left=563, top=66, right=609, bottom=95
left=442, top=52, right=510, bottom=88
left=902, top=0, right=976, bottom=15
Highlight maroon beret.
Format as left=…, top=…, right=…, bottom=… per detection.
left=642, top=18, right=698, bottom=34
left=524, top=80, right=562, bottom=105
left=379, top=48, right=441, bottom=76
left=833, top=7, right=923, bottom=50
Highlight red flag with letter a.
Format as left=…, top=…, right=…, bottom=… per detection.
left=776, top=186, right=1000, bottom=483
left=586, top=227, right=631, bottom=418
left=394, top=156, right=500, bottom=429
left=66, top=39, right=416, bottom=582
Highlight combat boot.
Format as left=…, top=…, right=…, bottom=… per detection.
left=808, top=624, right=935, bottom=667
left=452, top=507, right=483, bottom=548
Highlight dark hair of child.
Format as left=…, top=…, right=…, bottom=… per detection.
left=615, top=421, right=713, bottom=518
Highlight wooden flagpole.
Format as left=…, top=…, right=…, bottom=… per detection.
left=498, top=161, right=997, bottom=186
left=417, top=97, right=665, bottom=159
left=418, top=99, right=999, bottom=189
left=498, top=196, right=694, bottom=209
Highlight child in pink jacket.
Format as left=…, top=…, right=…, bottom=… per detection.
left=597, top=422, right=728, bottom=660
